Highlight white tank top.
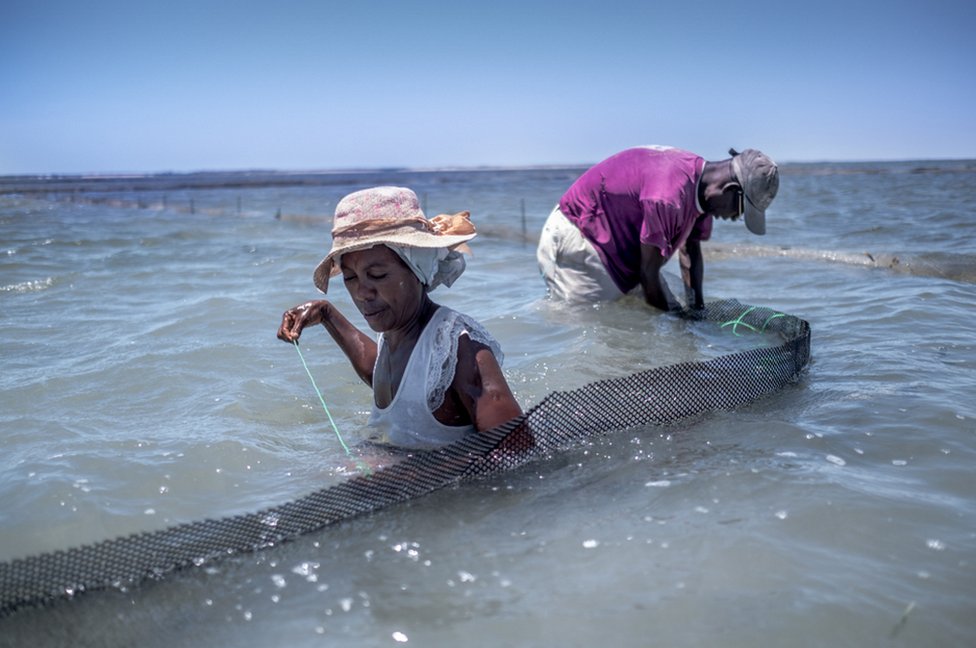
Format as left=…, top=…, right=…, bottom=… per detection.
left=366, top=306, right=504, bottom=450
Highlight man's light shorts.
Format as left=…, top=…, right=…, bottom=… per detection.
left=536, top=205, right=623, bottom=302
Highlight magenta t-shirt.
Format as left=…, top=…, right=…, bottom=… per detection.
left=558, top=146, right=712, bottom=293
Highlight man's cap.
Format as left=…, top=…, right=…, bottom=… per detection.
left=729, top=148, right=779, bottom=235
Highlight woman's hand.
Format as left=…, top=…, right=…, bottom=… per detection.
left=277, top=300, right=330, bottom=343
left=276, top=299, right=377, bottom=386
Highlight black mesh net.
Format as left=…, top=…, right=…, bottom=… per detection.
left=0, top=299, right=810, bottom=617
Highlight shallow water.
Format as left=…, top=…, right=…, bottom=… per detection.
left=1, top=161, right=975, bottom=646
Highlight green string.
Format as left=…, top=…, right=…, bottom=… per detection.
left=760, top=312, right=786, bottom=331
left=719, top=306, right=786, bottom=336
left=292, top=340, right=371, bottom=476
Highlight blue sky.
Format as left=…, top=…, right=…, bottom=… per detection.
left=2, top=0, right=974, bottom=174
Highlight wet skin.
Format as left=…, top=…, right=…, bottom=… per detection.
left=277, top=245, right=522, bottom=432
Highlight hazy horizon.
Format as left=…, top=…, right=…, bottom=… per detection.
left=5, top=156, right=976, bottom=181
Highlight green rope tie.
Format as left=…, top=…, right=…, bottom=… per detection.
left=720, top=306, right=786, bottom=336
left=292, top=340, right=372, bottom=476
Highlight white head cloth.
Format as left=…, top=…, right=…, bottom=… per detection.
left=387, top=245, right=467, bottom=292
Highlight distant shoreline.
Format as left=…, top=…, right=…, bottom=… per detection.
left=2, top=159, right=974, bottom=195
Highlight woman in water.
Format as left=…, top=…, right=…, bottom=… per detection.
left=277, top=186, right=523, bottom=450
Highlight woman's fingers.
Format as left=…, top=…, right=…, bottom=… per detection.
left=277, top=301, right=324, bottom=342
left=277, top=310, right=299, bottom=341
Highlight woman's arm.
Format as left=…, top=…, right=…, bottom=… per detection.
left=450, top=335, right=523, bottom=432
left=277, top=300, right=377, bottom=386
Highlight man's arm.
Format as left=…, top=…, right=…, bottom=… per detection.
left=639, top=243, right=681, bottom=312
left=679, top=239, right=704, bottom=309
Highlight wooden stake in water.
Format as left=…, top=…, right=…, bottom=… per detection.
left=521, top=198, right=526, bottom=244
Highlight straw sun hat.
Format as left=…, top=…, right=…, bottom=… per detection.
left=313, top=186, right=477, bottom=293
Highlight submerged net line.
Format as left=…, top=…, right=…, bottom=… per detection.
left=0, top=299, right=810, bottom=617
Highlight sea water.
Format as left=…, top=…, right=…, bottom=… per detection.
left=1, top=161, right=974, bottom=646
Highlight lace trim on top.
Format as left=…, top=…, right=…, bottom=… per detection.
left=427, top=310, right=503, bottom=413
